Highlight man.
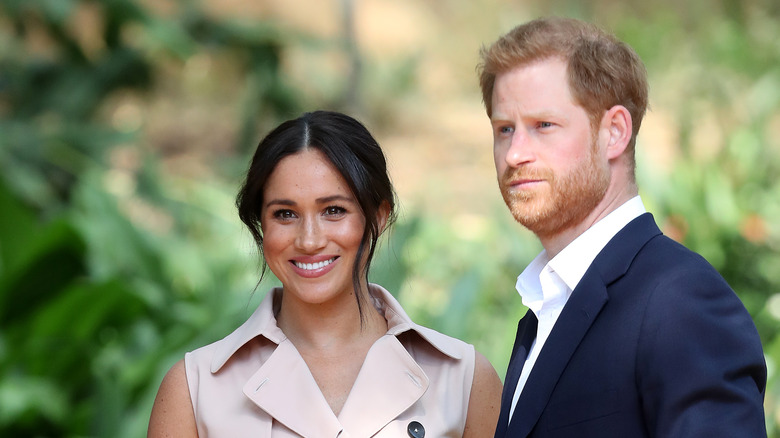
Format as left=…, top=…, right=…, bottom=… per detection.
left=478, top=17, right=766, bottom=437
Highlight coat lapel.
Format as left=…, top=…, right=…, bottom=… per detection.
left=242, top=330, right=430, bottom=438
left=338, top=335, right=429, bottom=437
left=243, top=339, right=343, bottom=438
left=238, top=286, right=451, bottom=437
left=505, top=213, right=661, bottom=436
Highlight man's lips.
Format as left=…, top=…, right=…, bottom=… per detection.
left=507, top=178, right=544, bottom=189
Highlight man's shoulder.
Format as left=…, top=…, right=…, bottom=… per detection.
left=637, top=232, right=720, bottom=275
left=603, top=213, right=715, bottom=274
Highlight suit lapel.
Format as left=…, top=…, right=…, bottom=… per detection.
left=505, top=213, right=661, bottom=436
left=495, top=310, right=537, bottom=437
left=506, top=274, right=609, bottom=436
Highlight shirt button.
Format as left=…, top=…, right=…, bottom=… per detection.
left=407, top=421, right=424, bottom=438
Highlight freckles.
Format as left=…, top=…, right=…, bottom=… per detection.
left=263, top=227, right=292, bottom=249
left=334, top=227, right=360, bottom=243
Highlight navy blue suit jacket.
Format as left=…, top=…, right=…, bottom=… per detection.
left=495, top=213, right=766, bottom=437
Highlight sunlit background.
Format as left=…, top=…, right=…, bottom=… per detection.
left=1, top=0, right=779, bottom=436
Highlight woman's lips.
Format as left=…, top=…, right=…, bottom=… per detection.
left=289, top=256, right=338, bottom=278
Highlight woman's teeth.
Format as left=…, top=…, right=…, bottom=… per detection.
left=294, top=258, right=336, bottom=270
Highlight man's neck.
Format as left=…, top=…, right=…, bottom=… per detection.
left=540, top=187, right=638, bottom=258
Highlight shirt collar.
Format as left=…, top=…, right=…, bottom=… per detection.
left=516, top=196, right=646, bottom=302
left=211, top=283, right=462, bottom=373
left=550, top=196, right=645, bottom=291
left=516, top=250, right=549, bottom=310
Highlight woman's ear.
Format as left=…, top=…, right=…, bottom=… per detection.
left=601, top=105, right=633, bottom=160
left=376, top=201, right=391, bottom=233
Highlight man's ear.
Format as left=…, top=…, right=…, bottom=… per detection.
left=376, top=201, right=391, bottom=233
left=601, top=105, right=633, bottom=160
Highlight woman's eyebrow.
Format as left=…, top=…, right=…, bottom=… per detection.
left=316, top=195, right=355, bottom=204
left=264, top=198, right=296, bottom=208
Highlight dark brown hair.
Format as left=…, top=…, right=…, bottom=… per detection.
left=236, top=111, right=397, bottom=320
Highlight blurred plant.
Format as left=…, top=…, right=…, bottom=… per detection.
left=1, top=0, right=779, bottom=437
left=0, top=0, right=302, bottom=436
left=618, top=9, right=780, bottom=434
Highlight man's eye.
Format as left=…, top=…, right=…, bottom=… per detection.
left=499, top=126, right=514, bottom=134
left=538, top=121, right=553, bottom=128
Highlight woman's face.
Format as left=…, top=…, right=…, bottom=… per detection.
left=261, top=148, right=367, bottom=308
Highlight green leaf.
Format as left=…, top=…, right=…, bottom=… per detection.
left=0, top=181, right=39, bottom=276
left=0, top=218, right=86, bottom=325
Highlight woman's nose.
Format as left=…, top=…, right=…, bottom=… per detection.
left=294, top=217, right=326, bottom=252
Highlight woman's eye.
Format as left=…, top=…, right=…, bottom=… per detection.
left=324, top=206, right=346, bottom=216
left=272, top=209, right=296, bottom=220
left=499, top=126, right=514, bottom=135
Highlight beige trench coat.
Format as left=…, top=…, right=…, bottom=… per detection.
left=185, top=284, right=476, bottom=437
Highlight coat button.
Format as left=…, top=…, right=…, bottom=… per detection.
left=407, top=421, right=424, bottom=438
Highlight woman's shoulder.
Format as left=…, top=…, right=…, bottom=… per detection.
left=186, top=288, right=285, bottom=374
left=406, top=322, right=475, bottom=361
left=370, top=283, right=475, bottom=361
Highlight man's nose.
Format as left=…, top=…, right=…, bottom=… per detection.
left=505, top=130, right=534, bottom=168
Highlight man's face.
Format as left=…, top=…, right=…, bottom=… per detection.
left=490, top=58, right=610, bottom=239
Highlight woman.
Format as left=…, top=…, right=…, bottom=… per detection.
left=148, top=111, right=502, bottom=437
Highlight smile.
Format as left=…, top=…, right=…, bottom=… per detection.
left=293, top=257, right=337, bottom=271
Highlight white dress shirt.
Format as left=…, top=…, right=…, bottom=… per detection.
left=508, top=196, right=646, bottom=421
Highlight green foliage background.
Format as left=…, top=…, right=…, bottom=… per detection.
left=1, top=0, right=779, bottom=436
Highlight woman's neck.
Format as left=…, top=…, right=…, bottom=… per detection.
left=276, top=286, right=387, bottom=352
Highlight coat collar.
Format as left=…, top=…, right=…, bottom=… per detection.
left=210, top=283, right=462, bottom=374
left=372, top=284, right=465, bottom=360
left=242, top=328, right=431, bottom=437
left=506, top=213, right=662, bottom=436
left=212, top=284, right=458, bottom=437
